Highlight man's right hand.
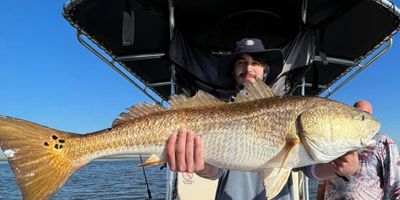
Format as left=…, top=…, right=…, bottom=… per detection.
left=166, top=129, right=221, bottom=178
left=166, top=129, right=204, bottom=172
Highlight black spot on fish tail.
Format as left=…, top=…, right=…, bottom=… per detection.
left=52, top=135, right=58, bottom=140
left=55, top=144, right=59, bottom=149
left=59, top=145, right=63, bottom=149
left=59, top=139, right=65, bottom=143
left=44, top=142, right=49, bottom=146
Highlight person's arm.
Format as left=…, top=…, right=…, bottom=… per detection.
left=166, top=129, right=222, bottom=178
left=378, top=135, right=400, bottom=199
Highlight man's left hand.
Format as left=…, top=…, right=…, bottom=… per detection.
left=330, top=150, right=359, bottom=177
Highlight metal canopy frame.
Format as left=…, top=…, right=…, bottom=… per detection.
left=77, top=33, right=166, bottom=105
left=293, top=38, right=393, bottom=97
left=323, top=38, right=393, bottom=97
left=63, top=0, right=400, bottom=100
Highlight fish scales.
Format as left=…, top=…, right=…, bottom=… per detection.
left=65, top=96, right=319, bottom=170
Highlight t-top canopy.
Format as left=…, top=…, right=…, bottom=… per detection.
left=63, top=0, right=400, bottom=100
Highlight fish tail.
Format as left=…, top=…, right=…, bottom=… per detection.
left=0, top=116, right=83, bottom=200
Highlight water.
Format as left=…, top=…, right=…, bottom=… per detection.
left=0, top=159, right=319, bottom=199
left=0, top=159, right=166, bottom=200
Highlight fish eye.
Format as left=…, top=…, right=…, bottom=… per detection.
left=355, top=114, right=365, bottom=121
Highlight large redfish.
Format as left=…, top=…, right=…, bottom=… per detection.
left=0, top=80, right=380, bottom=199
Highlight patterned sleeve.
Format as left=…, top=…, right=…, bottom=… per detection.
left=377, top=134, right=400, bottom=199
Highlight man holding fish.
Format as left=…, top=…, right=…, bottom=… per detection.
left=166, top=38, right=363, bottom=200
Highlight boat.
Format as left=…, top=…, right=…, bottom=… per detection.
left=62, top=0, right=400, bottom=199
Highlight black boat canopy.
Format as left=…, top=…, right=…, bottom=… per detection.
left=63, top=0, right=400, bottom=101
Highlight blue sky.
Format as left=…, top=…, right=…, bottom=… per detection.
left=0, top=1, right=399, bottom=159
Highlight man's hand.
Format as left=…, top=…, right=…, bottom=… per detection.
left=166, top=129, right=221, bottom=178
left=166, top=129, right=204, bottom=172
left=330, top=150, right=359, bottom=177
left=314, top=150, right=360, bottom=180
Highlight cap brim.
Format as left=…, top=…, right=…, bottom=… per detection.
left=217, top=49, right=284, bottom=87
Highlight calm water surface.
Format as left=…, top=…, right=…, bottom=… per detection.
left=0, top=159, right=318, bottom=199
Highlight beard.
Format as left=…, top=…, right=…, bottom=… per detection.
left=238, top=73, right=258, bottom=84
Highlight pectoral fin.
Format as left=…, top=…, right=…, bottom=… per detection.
left=137, top=154, right=165, bottom=167
left=262, top=168, right=292, bottom=199
left=266, top=137, right=300, bottom=168
left=280, top=137, right=300, bottom=168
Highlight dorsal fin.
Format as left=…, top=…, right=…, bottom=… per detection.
left=112, top=103, right=165, bottom=127
left=234, top=78, right=276, bottom=103
left=169, top=90, right=225, bottom=109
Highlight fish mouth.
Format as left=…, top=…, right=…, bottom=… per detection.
left=360, top=121, right=380, bottom=147
left=361, top=139, right=376, bottom=147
